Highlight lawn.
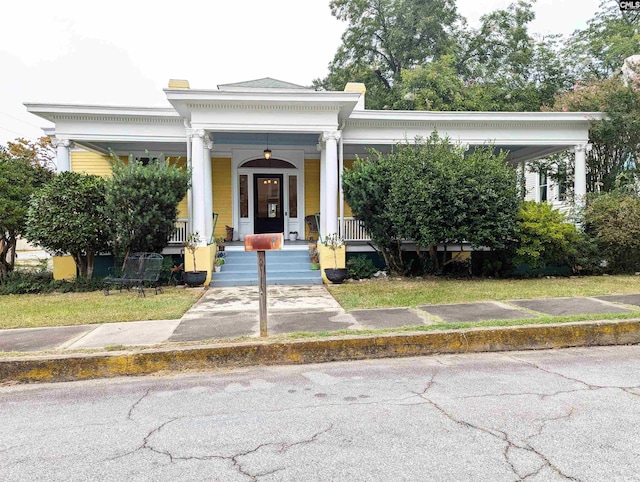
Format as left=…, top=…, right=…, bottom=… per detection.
left=0, top=287, right=204, bottom=330
left=327, top=275, right=640, bottom=310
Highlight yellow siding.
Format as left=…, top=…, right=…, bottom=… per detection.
left=305, top=159, right=320, bottom=240
left=71, top=151, right=112, bottom=177
left=343, top=159, right=355, bottom=217
left=213, top=158, right=232, bottom=239
left=168, top=157, right=189, bottom=219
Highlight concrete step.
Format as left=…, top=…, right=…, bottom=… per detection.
left=211, top=249, right=321, bottom=287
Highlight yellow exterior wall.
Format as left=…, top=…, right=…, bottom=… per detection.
left=212, top=158, right=232, bottom=239
left=71, top=152, right=190, bottom=218
left=71, top=151, right=112, bottom=177
left=342, top=159, right=356, bottom=217
left=53, top=256, right=76, bottom=280
left=184, top=244, right=216, bottom=285
left=304, top=159, right=320, bottom=239
left=318, top=244, right=346, bottom=284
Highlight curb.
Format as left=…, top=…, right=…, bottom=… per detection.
left=2, top=319, right=640, bottom=384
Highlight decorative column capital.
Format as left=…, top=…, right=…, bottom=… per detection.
left=51, top=138, right=74, bottom=149
left=573, top=143, right=592, bottom=154
left=204, top=139, right=214, bottom=151
left=322, top=130, right=342, bottom=143
left=186, top=128, right=206, bottom=139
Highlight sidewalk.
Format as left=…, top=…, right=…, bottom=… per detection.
left=1, top=286, right=640, bottom=354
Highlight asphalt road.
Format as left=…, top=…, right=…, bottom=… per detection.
left=2, top=346, right=640, bottom=481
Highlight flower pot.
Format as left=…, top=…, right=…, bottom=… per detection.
left=214, top=265, right=221, bottom=272
left=289, top=233, right=298, bottom=241
left=324, top=268, right=348, bottom=284
left=225, top=225, right=234, bottom=242
left=183, top=270, right=207, bottom=287
left=310, top=262, right=320, bottom=270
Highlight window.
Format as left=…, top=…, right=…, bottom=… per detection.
left=539, top=171, right=548, bottom=202
left=289, top=175, right=298, bottom=218
left=239, top=175, right=248, bottom=218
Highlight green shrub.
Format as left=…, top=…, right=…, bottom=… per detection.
left=583, top=192, right=640, bottom=273
left=0, top=269, right=54, bottom=295
left=347, top=255, right=378, bottom=279
left=514, top=201, right=581, bottom=271
left=0, top=268, right=105, bottom=295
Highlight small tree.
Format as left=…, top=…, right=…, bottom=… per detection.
left=104, top=152, right=190, bottom=260
left=514, top=201, right=581, bottom=270
left=388, top=133, right=519, bottom=271
left=343, top=150, right=405, bottom=273
left=0, top=141, right=54, bottom=281
left=583, top=191, right=640, bottom=272
left=26, top=172, right=109, bottom=279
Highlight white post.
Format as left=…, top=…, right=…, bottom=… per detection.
left=339, top=134, right=345, bottom=238
left=203, top=138, right=214, bottom=244
left=52, top=138, right=73, bottom=173
left=574, top=143, right=591, bottom=207
left=318, top=138, right=326, bottom=239
left=324, top=131, right=340, bottom=236
left=188, top=129, right=206, bottom=245
left=186, top=125, right=193, bottom=234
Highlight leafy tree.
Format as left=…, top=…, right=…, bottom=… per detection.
left=6, top=137, right=55, bottom=171
left=582, top=191, right=640, bottom=272
left=564, top=0, right=640, bottom=81
left=315, top=0, right=462, bottom=109
left=550, top=75, right=640, bottom=193
left=104, top=153, right=190, bottom=259
left=343, top=150, right=405, bottom=273
left=26, top=172, right=109, bottom=279
left=388, top=134, right=519, bottom=270
left=0, top=139, right=54, bottom=281
left=514, top=201, right=581, bottom=270
left=344, top=133, right=520, bottom=273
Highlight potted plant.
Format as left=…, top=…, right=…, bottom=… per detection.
left=214, top=257, right=224, bottom=272
left=183, top=231, right=207, bottom=287
left=322, top=233, right=348, bottom=284
left=214, top=236, right=225, bottom=252
left=289, top=231, right=298, bottom=241
left=309, top=245, right=320, bottom=270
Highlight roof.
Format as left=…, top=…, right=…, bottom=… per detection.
left=217, top=77, right=310, bottom=90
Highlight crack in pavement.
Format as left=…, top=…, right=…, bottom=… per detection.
left=457, top=387, right=592, bottom=401
left=127, top=388, right=152, bottom=421
left=414, top=377, right=582, bottom=482
left=107, top=418, right=180, bottom=462
left=507, top=355, right=609, bottom=390
left=108, top=419, right=333, bottom=481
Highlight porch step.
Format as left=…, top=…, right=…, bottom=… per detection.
left=211, top=249, right=322, bottom=287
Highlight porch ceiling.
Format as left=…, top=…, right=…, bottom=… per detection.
left=78, top=140, right=187, bottom=157
left=343, top=143, right=569, bottom=164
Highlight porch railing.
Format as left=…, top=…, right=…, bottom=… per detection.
left=341, top=217, right=371, bottom=241
left=169, top=219, right=189, bottom=245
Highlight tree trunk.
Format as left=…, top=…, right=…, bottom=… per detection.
left=86, top=251, right=95, bottom=280
left=429, top=244, right=439, bottom=271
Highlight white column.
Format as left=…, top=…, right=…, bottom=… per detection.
left=574, top=143, right=591, bottom=206
left=323, top=131, right=340, bottom=236
left=203, top=138, right=214, bottom=244
left=318, top=139, right=326, bottom=239
left=339, top=134, right=345, bottom=238
left=185, top=123, right=193, bottom=234
left=517, top=160, right=526, bottom=199
left=52, top=138, right=73, bottom=173
left=188, top=129, right=206, bottom=246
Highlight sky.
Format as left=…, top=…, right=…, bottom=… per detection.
left=0, top=0, right=602, bottom=144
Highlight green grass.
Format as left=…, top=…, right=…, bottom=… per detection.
left=0, top=287, right=204, bottom=329
left=327, top=275, right=640, bottom=310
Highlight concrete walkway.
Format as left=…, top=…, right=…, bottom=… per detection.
left=2, top=286, right=640, bottom=354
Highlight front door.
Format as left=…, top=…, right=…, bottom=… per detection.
left=253, top=174, right=284, bottom=234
